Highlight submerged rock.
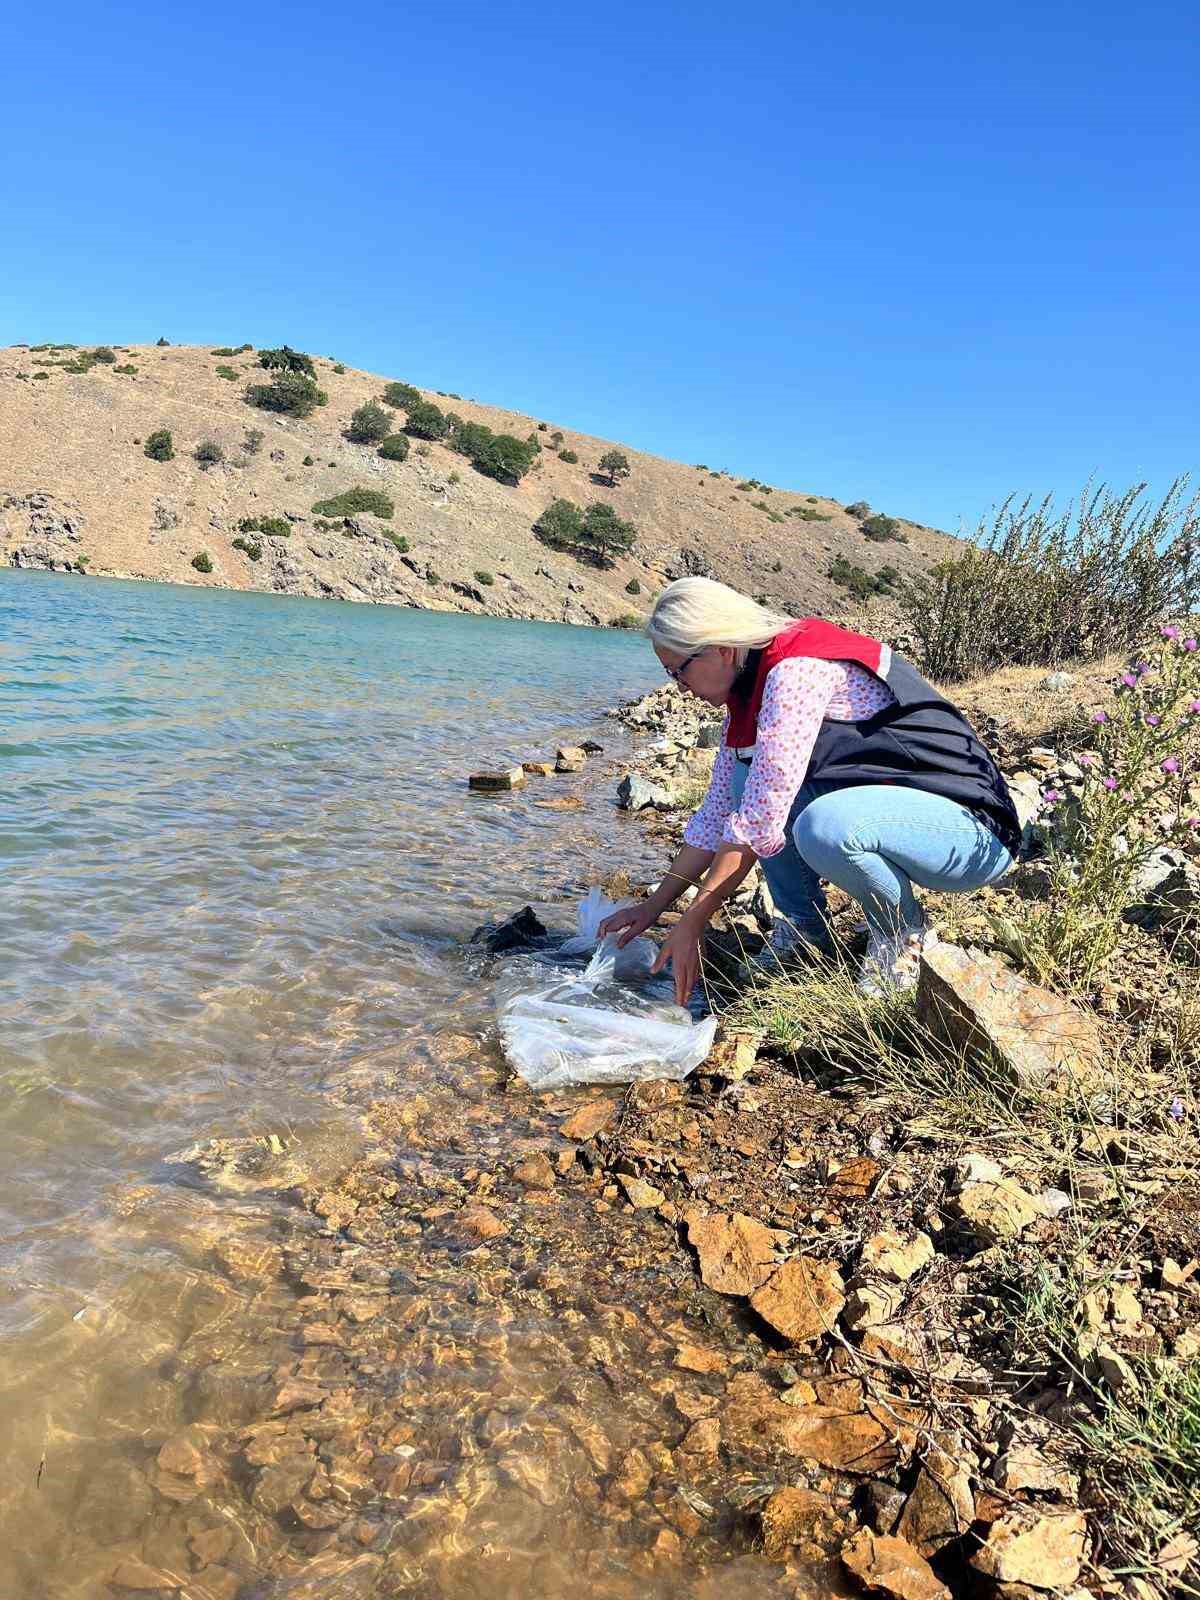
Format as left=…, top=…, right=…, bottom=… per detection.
left=469, top=905, right=548, bottom=953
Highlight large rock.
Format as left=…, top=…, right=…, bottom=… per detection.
left=859, top=1230, right=934, bottom=1282
left=617, top=772, right=674, bottom=811
left=841, top=1528, right=951, bottom=1599
left=559, top=1099, right=616, bottom=1142
left=895, top=1450, right=975, bottom=1556
left=952, top=1177, right=1046, bottom=1244
left=687, top=1210, right=779, bottom=1296
left=760, top=1485, right=843, bottom=1559
left=970, top=1509, right=1087, bottom=1588
left=468, top=766, right=526, bottom=792
left=750, top=1258, right=845, bottom=1344
left=916, top=943, right=1104, bottom=1093
left=720, top=1373, right=915, bottom=1475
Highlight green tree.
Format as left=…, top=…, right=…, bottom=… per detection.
left=598, top=449, right=631, bottom=486
left=533, top=499, right=585, bottom=551
left=404, top=399, right=449, bottom=440
left=447, top=420, right=494, bottom=459
left=193, top=440, right=224, bottom=465
left=845, top=500, right=871, bottom=518
left=473, top=433, right=538, bottom=483
left=378, top=434, right=411, bottom=462
left=580, top=502, right=636, bottom=564
left=347, top=401, right=392, bottom=443
left=244, top=372, right=327, bottom=417
left=191, top=551, right=213, bottom=573
left=144, top=429, right=174, bottom=461
left=258, top=346, right=316, bottom=376
left=861, top=513, right=903, bottom=542
left=382, top=381, right=422, bottom=411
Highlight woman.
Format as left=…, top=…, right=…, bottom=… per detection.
left=599, top=578, right=1020, bottom=1004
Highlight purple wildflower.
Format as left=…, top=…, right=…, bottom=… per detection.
left=1103, top=777, right=1118, bottom=791
left=1146, top=714, right=1161, bottom=726
left=1184, top=638, right=1197, bottom=652
left=1120, top=673, right=1138, bottom=688
left=1189, top=699, right=1200, bottom=714
left=1162, top=757, right=1180, bottom=774
left=1170, top=1096, right=1185, bottom=1122
left=1092, top=711, right=1108, bottom=724
left=1162, top=625, right=1181, bottom=641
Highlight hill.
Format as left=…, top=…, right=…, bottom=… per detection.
left=0, top=341, right=960, bottom=625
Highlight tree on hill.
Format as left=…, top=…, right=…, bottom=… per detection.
left=447, top=419, right=494, bottom=459
left=258, top=346, right=316, bottom=377
left=473, top=433, right=539, bottom=484
left=377, top=433, right=410, bottom=462
left=533, top=499, right=585, bottom=551
left=598, top=449, right=631, bottom=486
left=382, top=381, right=422, bottom=411
left=533, top=499, right=636, bottom=565
left=144, top=429, right=174, bottom=461
left=346, top=401, right=392, bottom=443
left=404, top=399, right=449, bottom=440
left=581, top=502, right=636, bottom=563
left=244, top=372, right=327, bottom=417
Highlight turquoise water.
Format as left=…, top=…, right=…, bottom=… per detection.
left=1, top=572, right=705, bottom=1596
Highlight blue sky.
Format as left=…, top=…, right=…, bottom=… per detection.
left=2, top=0, right=1196, bottom=533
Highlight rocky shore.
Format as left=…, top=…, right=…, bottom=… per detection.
left=82, top=656, right=1198, bottom=1600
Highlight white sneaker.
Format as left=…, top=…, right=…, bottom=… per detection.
left=858, top=926, right=938, bottom=997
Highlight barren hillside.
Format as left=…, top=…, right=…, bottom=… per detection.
left=1, top=341, right=960, bottom=625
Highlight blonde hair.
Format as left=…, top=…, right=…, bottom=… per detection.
left=645, top=577, right=794, bottom=659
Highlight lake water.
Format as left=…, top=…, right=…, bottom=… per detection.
left=0, top=573, right=833, bottom=1599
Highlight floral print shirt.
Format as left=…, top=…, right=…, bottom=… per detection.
left=683, top=658, right=896, bottom=857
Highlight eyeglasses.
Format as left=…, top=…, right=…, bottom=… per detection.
left=663, top=647, right=707, bottom=683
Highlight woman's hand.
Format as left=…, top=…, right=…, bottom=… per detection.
left=597, top=900, right=660, bottom=948
left=651, top=916, right=704, bottom=1006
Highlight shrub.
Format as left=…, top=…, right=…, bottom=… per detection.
left=243, top=427, right=264, bottom=454
left=244, top=372, right=327, bottom=417
left=990, top=629, right=1200, bottom=985
left=377, top=433, right=411, bottom=462
left=737, top=481, right=753, bottom=492
left=598, top=450, right=631, bottom=486
left=114, top=363, right=137, bottom=375
left=257, top=515, right=292, bottom=538
left=302, top=454, right=314, bottom=466
left=332, top=363, right=346, bottom=375
left=384, top=532, right=410, bottom=553
left=625, top=577, right=642, bottom=594
left=191, top=551, right=213, bottom=573
left=258, top=345, right=315, bottom=376
left=827, top=555, right=898, bottom=600
left=474, top=570, right=495, bottom=586
left=806, top=496, right=818, bottom=503
left=310, top=487, right=394, bottom=520
left=215, top=365, right=238, bottom=381
left=212, top=347, right=236, bottom=356
left=156, top=336, right=170, bottom=346
left=751, top=500, right=771, bottom=513
left=382, top=381, right=422, bottom=411
left=347, top=400, right=391, bottom=443
left=901, top=481, right=1200, bottom=682
left=144, top=429, right=174, bottom=461
left=404, top=399, right=449, bottom=440
left=426, top=571, right=440, bottom=585
left=610, top=613, right=641, bottom=629
left=845, top=500, right=871, bottom=517
left=558, top=449, right=578, bottom=464
left=790, top=506, right=832, bottom=521
left=861, top=513, right=904, bottom=542
left=32, top=371, right=48, bottom=381
left=473, top=433, right=539, bottom=484
left=551, top=431, right=564, bottom=446
left=91, top=347, right=116, bottom=364
left=231, top=537, right=263, bottom=561
left=193, top=440, right=224, bottom=465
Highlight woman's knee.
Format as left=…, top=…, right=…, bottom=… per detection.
left=792, top=793, right=859, bottom=864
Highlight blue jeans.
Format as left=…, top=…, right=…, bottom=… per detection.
left=729, top=765, right=1014, bottom=949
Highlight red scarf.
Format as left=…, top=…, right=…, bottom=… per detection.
left=724, top=619, right=886, bottom=747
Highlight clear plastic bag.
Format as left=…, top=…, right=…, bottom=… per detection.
left=495, top=891, right=718, bottom=1090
